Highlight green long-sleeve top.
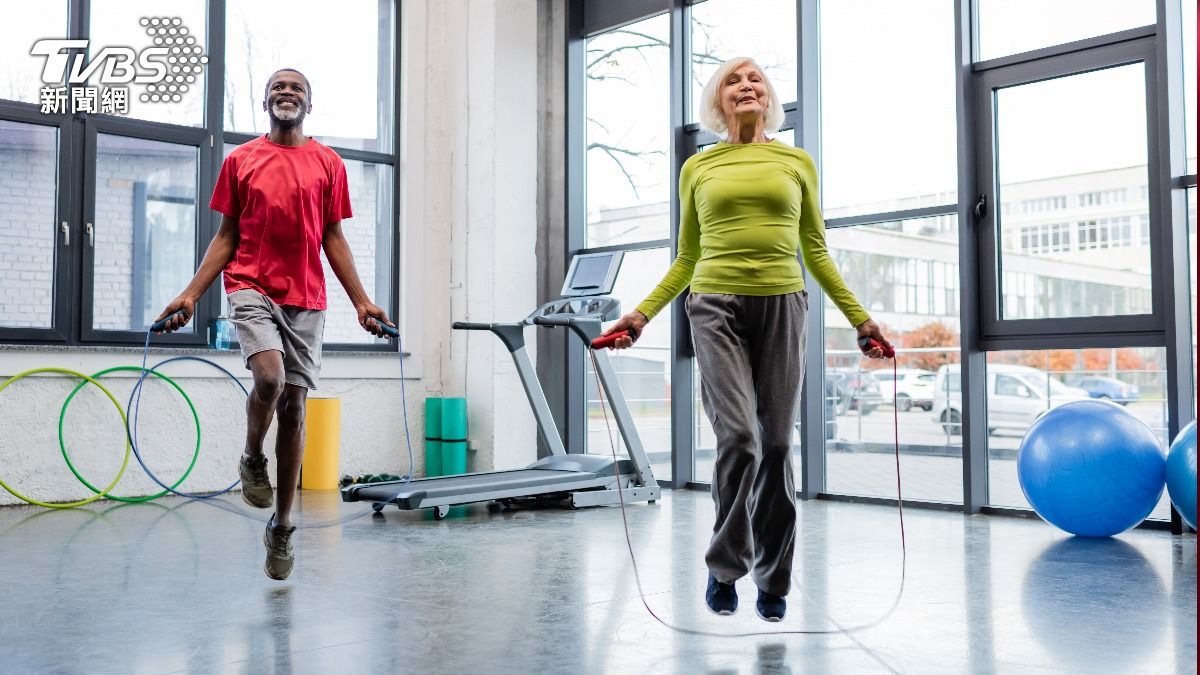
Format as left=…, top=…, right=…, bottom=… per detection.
left=635, top=141, right=870, bottom=327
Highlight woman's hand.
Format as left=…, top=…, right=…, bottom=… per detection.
left=855, top=318, right=893, bottom=359
left=602, top=310, right=648, bottom=350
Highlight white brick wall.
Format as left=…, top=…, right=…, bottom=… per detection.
left=320, top=158, right=386, bottom=344
left=0, top=145, right=56, bottom=326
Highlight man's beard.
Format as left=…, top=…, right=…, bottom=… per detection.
left=269, top=102, right=305, bottom=128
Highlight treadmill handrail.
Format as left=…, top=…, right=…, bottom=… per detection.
left=532, top=316, right=602, bottom=345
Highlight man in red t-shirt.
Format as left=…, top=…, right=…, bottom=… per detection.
left=154, top=68, right=392, bottom=580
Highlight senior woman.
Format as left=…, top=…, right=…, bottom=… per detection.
left=601, top=57, right=891, bottom=622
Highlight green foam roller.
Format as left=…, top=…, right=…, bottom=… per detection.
left=441, top=397, right=468, bottom=442
left=425, top=439, right=443, bottom=478
left=425, top=397, right=443, bottom=440
left=441, top=441, right=467, bottom=476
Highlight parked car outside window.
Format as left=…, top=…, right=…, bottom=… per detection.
left=873, top=368, right=936, bottom=411
left=1067, top=375, right=1139, bottom=405
left=932, top=363, right=1090, bottom=435
left=827, top=369, right=884, bottom=416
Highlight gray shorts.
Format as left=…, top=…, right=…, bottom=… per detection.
left=228, top=289, right=326, bottom=390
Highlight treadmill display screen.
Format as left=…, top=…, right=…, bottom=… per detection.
left=561, top=251, right=622, bottom=297
left=571, top=256, right=611, bottom=289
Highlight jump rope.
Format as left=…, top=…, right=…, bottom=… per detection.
left=2, top=312, right=908, bottom=641
left=590, top=329, right=907, bottom=642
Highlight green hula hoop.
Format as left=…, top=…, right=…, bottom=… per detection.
left=59, top=366, right=201, bottom=503
left=0, top=368, right=131, bottom=508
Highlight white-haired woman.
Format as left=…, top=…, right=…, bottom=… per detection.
left=601, top=57, right=891, bottom=622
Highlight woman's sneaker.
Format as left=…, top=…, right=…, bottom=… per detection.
left=263, top=514, right=295, bottom=580
left=756, top=589, right=786, bottom=622
left=238, top=454, right=273, bottom=509
left=705, top=575, right=738, bottom=615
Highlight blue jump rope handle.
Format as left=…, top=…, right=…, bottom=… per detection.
left=150, top=310, right=188, bottom=333
left=858, top=336, right=896, bottom=358
left=377, top=321, right=398, bottom=338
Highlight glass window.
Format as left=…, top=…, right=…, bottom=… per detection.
left=976, top=0, right=1156, bottom=62
left=689, top=0, right=797, bottom=123
left=0, top=2, right=69, bottom=104
left=92, top=134, right=198, bottom=332
left=587, top=247, right=673, bottom=482
left=224, top=0, right=394, bottom=152
left=88, top=0, right=208, bottom=126
left=320, top=159, right=394, bottom=345
left=0, top=121, right=59, bottom=329
left=819, top=0, right=957, bottom=218
left=824, top=217, right=963, bottom=503
left=985, top=347, right=1171, bottom=521
left=994, top=64, right=1151, bottom=320
left=584, top=14, right=671, bottom=248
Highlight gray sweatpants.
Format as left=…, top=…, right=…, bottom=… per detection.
left=687, top=291, right=808, bottom=597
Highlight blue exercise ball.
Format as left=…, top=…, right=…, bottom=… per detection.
left=1166, top=420, right=1197, bottom=530
left=1017, top=399, right=1165, bottom=537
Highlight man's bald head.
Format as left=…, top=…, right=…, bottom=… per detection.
left=264, top=68, right=312, bottom=102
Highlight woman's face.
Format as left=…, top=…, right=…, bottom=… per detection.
left=719, top=62, right=769, bottom=123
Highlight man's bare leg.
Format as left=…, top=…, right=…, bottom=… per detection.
left=245, top=351, right=287, bottom=458
left=239, top=351, right=286, bottom=509
left=273, top=384, right=308, bottom=529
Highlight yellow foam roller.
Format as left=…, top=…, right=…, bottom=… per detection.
left=302, top=397, right=341, bottom=490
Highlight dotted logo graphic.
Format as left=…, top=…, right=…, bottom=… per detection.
left=138, top=17, right=207, bottom=103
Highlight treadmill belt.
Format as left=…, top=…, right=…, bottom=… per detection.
left=343, top=467, right=611, bottom=507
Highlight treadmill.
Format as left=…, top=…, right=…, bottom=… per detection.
left=342, top=251, right=661, bottom=519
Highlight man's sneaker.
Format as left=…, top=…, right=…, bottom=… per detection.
left=238, top=454, right=273, bottom=509
left=263, top=514, right=296, bottom=580
left=756, top=589, right=786, bottom=622
left=705, top=574, right=738, bottom=615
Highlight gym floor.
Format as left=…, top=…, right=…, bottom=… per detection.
left=0, top=488, right=1194, bottom=674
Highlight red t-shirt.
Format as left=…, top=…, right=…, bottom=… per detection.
left=210, top=135, right=353, bottom=310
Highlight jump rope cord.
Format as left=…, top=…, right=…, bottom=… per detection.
left=589, top=349, right=907, bottom=639
left=125, top=327, right=416, bottom=530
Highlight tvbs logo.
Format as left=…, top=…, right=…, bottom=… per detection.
left=33, top=40, right=171, bottom=85
left=34, top=17, right=207, bottom=115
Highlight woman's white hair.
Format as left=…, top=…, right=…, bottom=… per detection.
left=698, top=57, right=785, bottom=137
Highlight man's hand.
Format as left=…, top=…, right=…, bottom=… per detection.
left=601, top=310, right=648, bottom=350
left=855, top=318, right=893, bottom=359
left=357, top=302, right=395, bottom=337
left=152, top=296, right=197, bottom=333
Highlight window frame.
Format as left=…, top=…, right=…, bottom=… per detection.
left=974, top=34, right=1164, bottom=345
left=0, top=104, right=77, bottom=344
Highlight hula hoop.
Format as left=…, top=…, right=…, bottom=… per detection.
left=0, top=368, right=131, bottom=508
left=126, top=356, right=248, bottom=498
left=59, top=366, right=201, bottom=503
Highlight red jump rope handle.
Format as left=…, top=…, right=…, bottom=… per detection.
left=591, top=330, right=629, bottom=350
left=858, top=336, right=895, bottom=359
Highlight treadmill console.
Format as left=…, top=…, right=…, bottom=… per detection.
left=527, top=296, right=620, bottom=323
left=561, top=251, right=624, bottom=297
